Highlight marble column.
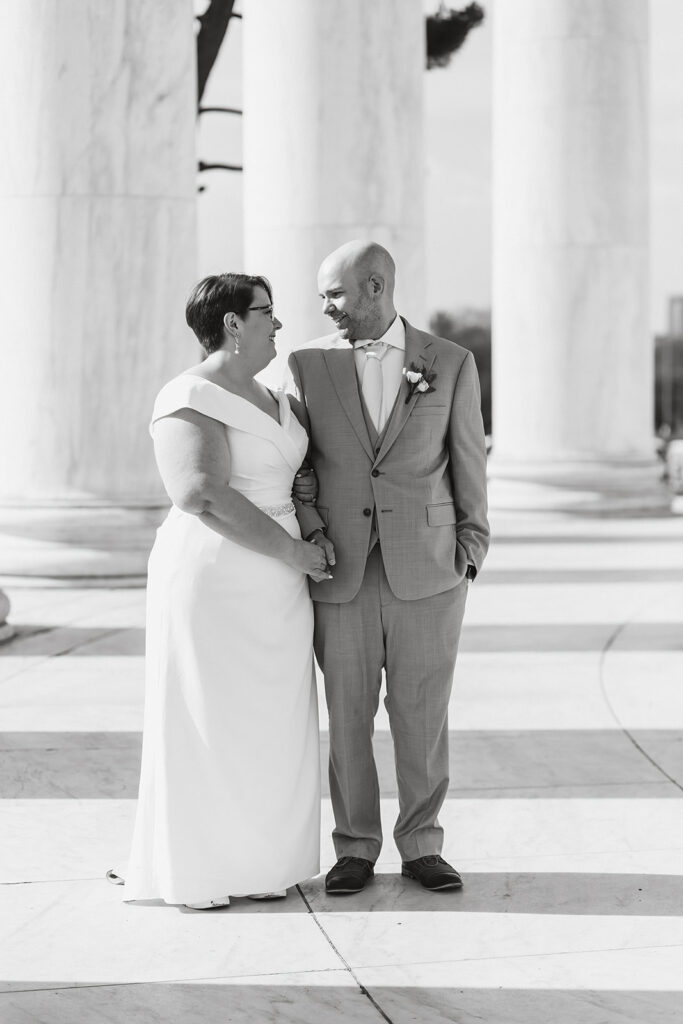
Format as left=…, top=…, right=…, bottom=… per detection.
left=242, top=0, right=425, bottom=387
left=0, top=1, right=198, bottom=579
left=491, top=0, right=669, bottom=512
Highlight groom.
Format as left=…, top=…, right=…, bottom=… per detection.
left=290, top=240, right=489, bottom=894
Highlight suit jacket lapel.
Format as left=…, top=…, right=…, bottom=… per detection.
left=322, top=348, right=375, bottom=460
left=375, top=321, right=436, bottom=463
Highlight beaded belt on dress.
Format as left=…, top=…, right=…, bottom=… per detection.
left=256, top=501, right=295, bottom=519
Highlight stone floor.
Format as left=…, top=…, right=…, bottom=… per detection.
left=1, top=509, right=682, bottom=1023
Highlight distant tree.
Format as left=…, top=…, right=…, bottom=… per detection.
left=431, top=310, right=491, bottom=435
left=426, top=3, right=485, bottom=69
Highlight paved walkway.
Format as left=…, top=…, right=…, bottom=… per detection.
left=1, top=510, right=682, bottom=1023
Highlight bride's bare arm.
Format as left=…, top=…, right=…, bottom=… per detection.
left=153, top=409, right=330, bottom=580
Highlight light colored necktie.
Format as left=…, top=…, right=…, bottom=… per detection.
left=361, top=344, right=385, bottom=431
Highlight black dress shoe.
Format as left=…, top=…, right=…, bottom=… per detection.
left=325, top=856, right=375, bottom=894
left=401, top=855, right=463, bottom=891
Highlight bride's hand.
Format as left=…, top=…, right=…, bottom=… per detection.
left=286, top=539, right=333, bottom=582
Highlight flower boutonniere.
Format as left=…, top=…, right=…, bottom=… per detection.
left=403, top=358, right=437, bottom=404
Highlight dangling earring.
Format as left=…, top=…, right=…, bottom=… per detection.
left=234, top=333, right=240, bottom=356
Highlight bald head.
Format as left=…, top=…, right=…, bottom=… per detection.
left=320, top=240, right=396, bottom=295
left=318, top=239, right=397, bottom=342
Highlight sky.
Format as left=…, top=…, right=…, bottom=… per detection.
left=197, top=1, right=683, bottom=335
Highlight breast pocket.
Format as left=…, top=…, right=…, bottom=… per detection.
left=412, top=404, right=448, bottom=415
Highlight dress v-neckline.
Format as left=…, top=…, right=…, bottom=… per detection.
left=181, top=373, right=284, bottom=428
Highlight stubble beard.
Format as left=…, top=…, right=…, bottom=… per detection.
left=338, top=307, right=379, bottom=343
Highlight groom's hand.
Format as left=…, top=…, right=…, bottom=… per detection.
left=293, top=467, right=318, bottom=504
left=307, top=529, right=336, bottom=568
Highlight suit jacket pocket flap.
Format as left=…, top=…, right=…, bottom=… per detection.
left=427, top=502, right=457, bottom=527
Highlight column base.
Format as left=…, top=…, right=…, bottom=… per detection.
left=0, top=504, right=169, bottom=586
left=0, top=588, right=13, bottom=643
left=487, top=456, right=673, bottom=516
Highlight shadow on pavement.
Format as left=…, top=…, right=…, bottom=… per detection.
left=0, top=982, right=680, bottom=1024
left=300, top=872, right=683, bottom=916
left=2, top=729, right=680, bottom=798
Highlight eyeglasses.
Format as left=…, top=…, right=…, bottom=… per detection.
left=248, top=304, right=275, bottom=320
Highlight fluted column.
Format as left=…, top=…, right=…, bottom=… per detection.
left=0, top=1, right=198, bottom=578
left=491, top=0, right=669, bottom=512
left=243, top=0, right=425, bottom=386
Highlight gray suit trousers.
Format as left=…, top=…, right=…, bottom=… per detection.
left=313, top=544, right=468, bottom=863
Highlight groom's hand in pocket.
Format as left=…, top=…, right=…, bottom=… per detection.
left=307, top=529, right=336, bottom=571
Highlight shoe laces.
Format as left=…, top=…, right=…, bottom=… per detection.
left=421, top=855, right=445, bottom=867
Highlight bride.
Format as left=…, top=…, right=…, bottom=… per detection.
left=122, top=273, right=332, bottom=909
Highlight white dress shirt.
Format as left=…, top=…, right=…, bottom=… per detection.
left=353, top=315, right=406, bottom=432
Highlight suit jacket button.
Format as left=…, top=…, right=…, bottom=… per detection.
left=363, top=507, right=372, bottom=517
left=371, top=469, right=379, bottom=478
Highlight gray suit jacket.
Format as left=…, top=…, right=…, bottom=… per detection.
left=289, top=318, right=489, bottom=603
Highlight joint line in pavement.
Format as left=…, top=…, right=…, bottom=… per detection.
left=295, top=884, right=395, bottom=1024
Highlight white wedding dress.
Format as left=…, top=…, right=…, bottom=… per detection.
left=124, top=374, right=320, bottom=905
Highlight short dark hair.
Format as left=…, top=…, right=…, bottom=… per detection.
left=185, top=273, right=272, bottom=354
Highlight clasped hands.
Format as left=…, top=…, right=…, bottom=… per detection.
left=292, top=465, right=336, bottom=581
